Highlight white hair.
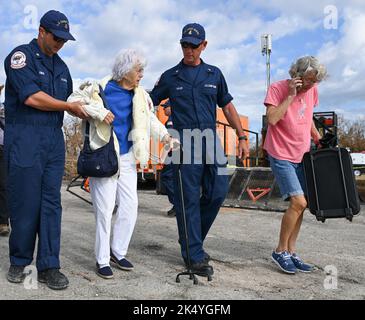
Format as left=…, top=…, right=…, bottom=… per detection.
left=111, top=49, right=147, bottom=81
left=289, top=56, right=327, bottom=82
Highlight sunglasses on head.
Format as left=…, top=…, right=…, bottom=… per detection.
left=43, top=27, right=68, bottom=43
left=181, top=42, right=200, bottom=49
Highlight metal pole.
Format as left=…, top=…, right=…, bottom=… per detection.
left=261, top=34, right=272, bottom=92
left=266, top=49, right=271, bottom=91
left=261, top=34, right=272, bottom=166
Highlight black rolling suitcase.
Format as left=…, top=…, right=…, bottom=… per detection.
left=303, top=147, right=361, bottom=222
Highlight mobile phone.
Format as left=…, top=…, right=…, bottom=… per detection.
left=293, top=75, right=303, bottom=88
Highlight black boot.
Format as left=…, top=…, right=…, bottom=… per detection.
left=183, top=257, right=214, bottom=277
left=38, top=268, right=69, bottom=290
left=190, top=261, right=214, bottom=277
left=7, top=265, right=26, bottom=283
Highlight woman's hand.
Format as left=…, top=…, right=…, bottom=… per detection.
left=162, top=134, right=180, bottom=150
left=288, top=77, right=303, bottom=96
left=103, top=111, right=115, bottom=125
left=161, top=134, right=172, bottom=145
left=160, top=135, right=181, bottom=163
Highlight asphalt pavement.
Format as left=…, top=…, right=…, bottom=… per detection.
left=0, top=184, right=364, bottom=300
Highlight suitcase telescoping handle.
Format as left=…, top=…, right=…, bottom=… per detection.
left=310, top=148, right=353, bottom=222
left=336, top=148, right=353, bottom=221
left=309, top=152, right=322, bottom=221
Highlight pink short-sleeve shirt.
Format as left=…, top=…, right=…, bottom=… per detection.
left=263, top=80, right=318, bottom=163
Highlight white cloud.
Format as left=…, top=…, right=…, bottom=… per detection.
left=317, top=7, right=365, bottom=111
left=1, top=0, right=365, bottom=133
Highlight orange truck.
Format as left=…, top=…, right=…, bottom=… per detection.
left=136, top=101, right=249, bottom=183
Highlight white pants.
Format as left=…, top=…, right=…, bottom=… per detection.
left=89, top=151, right=138, bottom=267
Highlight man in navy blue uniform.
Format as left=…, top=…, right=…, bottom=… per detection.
left=3, top=10, right=88, bottom=290
left=150, top=23, right=249, bottom=277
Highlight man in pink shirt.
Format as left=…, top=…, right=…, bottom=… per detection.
left=264, top=56, right=327, bottom=274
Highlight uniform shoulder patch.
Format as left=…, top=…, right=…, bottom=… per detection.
left=10, top=51, right=27, bottom=69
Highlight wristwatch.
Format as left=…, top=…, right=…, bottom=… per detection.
left=238, top=135, right=248, bottom=141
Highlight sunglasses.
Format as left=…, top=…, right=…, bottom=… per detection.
left=43, top=28, right=68, bottom=44
left=181, top=42, right=200, bottom=49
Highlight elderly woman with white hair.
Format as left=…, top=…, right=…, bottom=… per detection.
left=263, top=56, right=327, bottom=275
left=68, top=49, right=171, bottom=279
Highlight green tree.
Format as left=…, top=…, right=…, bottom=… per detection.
left=337, top=116, right=365, bottom=152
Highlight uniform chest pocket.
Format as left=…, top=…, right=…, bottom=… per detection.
left=202, top=84, right=218, bottom=96
left=37, top=72, right=51, bottom=93
left=170, top=86, right=186, bottom=98
left=56, top=76, right=69, bottom=99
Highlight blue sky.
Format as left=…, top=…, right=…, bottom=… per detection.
left=1, top=0, right=364, bottom=135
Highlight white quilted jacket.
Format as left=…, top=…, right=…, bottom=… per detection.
left=68, top=76, right=168, bottom=169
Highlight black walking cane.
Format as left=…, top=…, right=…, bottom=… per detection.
left=175, top=145, right=212, bottom=284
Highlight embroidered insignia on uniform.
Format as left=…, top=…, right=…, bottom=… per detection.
left=10, top=51, right=27, bottom=69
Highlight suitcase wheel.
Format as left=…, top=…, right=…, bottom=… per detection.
left=316, top=216, right=326, bottom=223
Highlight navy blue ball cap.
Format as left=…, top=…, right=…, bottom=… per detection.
left=40, top=10, right=75, bottom=41
left=180, top=23, right=205, bottom=45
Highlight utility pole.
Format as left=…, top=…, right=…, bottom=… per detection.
left=261, top=34, right=272, bottom=91
left=260, top=34, right=272, bottom=167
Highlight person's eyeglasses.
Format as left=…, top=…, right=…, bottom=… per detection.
left=43, top=28, right=68, bottom=44
left=181, top=42, right=200, bottom=49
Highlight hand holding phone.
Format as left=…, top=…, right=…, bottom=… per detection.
left=288, top=77, right=303, bottom=96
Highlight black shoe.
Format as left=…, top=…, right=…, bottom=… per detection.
left=38, top=268, right=69, bottom=290
left=167, top=207, right=176, bottom=217
left=7, top=265, right=26, bottom=283
left=96, top=263, right=114, bottom=279
left=110, top=251, right=134, bottom=271
left=190, top=261, right=214, bottom=277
